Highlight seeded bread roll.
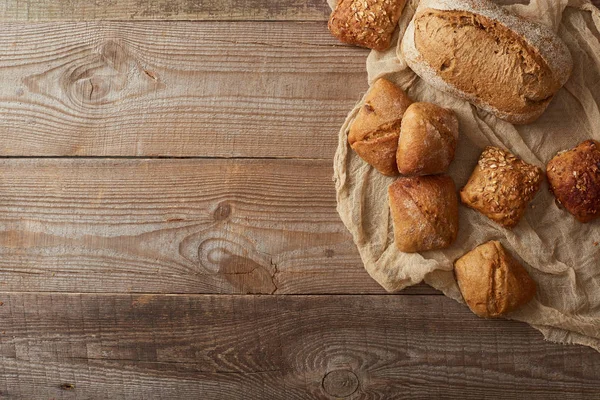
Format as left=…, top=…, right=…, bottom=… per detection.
left=388, top=175, right=458, bottom=253
left=348, top=78, right=413, bottom=176
left=328, top=0, right=408, bottom=51
left=460, top=146, right=543, bottom=228
left=547, top=140, right=600, bottom=223
left=396, top=102, right=459, bottom=175
left=401, top=0, right=573, bottom=124
left=455, top=240, right=536, bottom=318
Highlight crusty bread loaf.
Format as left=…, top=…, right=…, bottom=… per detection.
left=328, top=0, right=408, bottom=51
left=401, top=0, right=573, bottom=124
left=454, top=240, right=536, bottom=318
left=388, top=175, right=458, bottom=253
left=348, top=78, right=412, bottom=176
left=396, top=102, right=459, bottom=175
left=547, top=140, right=600, bottom=223
left=460, top=146, right=543, bottom=228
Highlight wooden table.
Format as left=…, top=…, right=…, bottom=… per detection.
left=0, top=1, right=599, bottom=398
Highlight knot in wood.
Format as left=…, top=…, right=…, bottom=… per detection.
left=322, top=370, right=359, bottom=398
left=213, top=202, right=231, bottom=221
left=60, top=383, right=75, bottom=391
left=67, top=40, right=131, bottom=105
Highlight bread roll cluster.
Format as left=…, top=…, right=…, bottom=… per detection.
left=349, top=78, right=460, bottom=253
left=346, top=79, right=599, bottom=319
left=331, top=1, right=597, bottom=319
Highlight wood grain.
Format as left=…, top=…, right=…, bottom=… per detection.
left=0, top=293, right=598, bottom=399
left=0, top=158, right=439, bottom=295
left=0, top=0, right=598, bottom=22
left=0, top=21, right=367, bottom=158
left=0, top=0, right=331, bottom=21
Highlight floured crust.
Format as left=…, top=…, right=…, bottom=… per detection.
left=388, top=175, right=458, bottom=253
left=348, top=78, right=413, bottom=176
left=547, top=140, right=600, bottom=223
left=454, top=240, right=537, bottom=318
left=328, top=0, right=408, bottom=51
left=460, top=146, right=543, bottom=228
left=401, top=0, right=573, bottom=124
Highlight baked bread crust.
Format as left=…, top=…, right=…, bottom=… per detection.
left=348, top=78, right=412, bottom=176
left=328, top=0, right=408, bottom=51
left=460, top=146, right=543, bottom=228
left=396, top=102, right=459, bottom=175
left=401, top=0, right=573, bottom=124
left=547, top=140, right=600, bottom=223
left=454, top=240, right=536, bottom=318
left=388, top=175, right=458, bottom=253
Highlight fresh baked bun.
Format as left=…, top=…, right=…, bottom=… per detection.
left=460, top=146, right=543, bottom=228
left=328, top=0, right=408, bottom=51
left=396, top=102, right=459, bottom=175
left=454, top=240, right=536, bottom=318
left=388, top=175, right=458, bottom=253
left=348, top=78, right=413, bottom=176
left=547, top=139, right=600, bottom=223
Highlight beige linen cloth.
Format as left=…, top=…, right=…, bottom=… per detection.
left=329, top=0, right=600, bottom=351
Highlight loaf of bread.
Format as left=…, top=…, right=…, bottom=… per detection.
left=396, top=102, right=459, bottom=175
left=348, top=78, right=412, bottom=176
left=460, top=146, right=543, bottom=228
left=547, top=140, right=600, bottom=223
left=454, top=240, right=536, bottom=318
left=328, top=0, right=408, bottom=51
left=401, top=0, right=573, bottom=124
left=388, top=175, right=458, bottom=253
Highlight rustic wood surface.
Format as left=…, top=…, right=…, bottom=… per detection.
left=0, top=0, right=331, bottom=21
left=0, top=21, right=367, bottom=158
left=0, top=0, right=599, bottom=398
left=0, top=158, right=392, bottom=295
left=1, top=293, right=599, bottom=400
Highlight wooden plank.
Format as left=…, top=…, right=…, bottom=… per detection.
left=0, top=0, right=331, bottom=21
left=0, top=293, right=598, bottom=399
left=0, top=21, right=367, bottom=158
left=0, top=158, right=438, bottom=295
left=1, top=0, right=598, bottom=22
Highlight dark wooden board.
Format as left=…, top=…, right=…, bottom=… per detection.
left=0, top=293, right=598, bottom=399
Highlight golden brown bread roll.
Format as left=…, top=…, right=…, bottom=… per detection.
left=328, top=0, right=408, bottom=51
left=388, top=175, right=458, bottom=253
left=348, top=78, right=413, bottom=176
left=460, top=146, right=543, bottom=228
left=396, top=102, right=459, bottom=175
left=547, top=140, right=600, bottom=223
left=454, top=240, right=536, bottom=318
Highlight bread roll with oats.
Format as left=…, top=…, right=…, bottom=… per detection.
left=460, top=147, right=543, bottom=228
left=396, top=102, right=459, bottom=176
left=328, top=0, right=408, bottom=51
left=455, top=240, right=536, bottom=318
left=348, top=78, right=412, bottom=176
left=388, top=175, right=458, bottom=253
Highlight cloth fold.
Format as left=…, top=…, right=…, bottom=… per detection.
left=331, top=0, right=600, bottom=351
